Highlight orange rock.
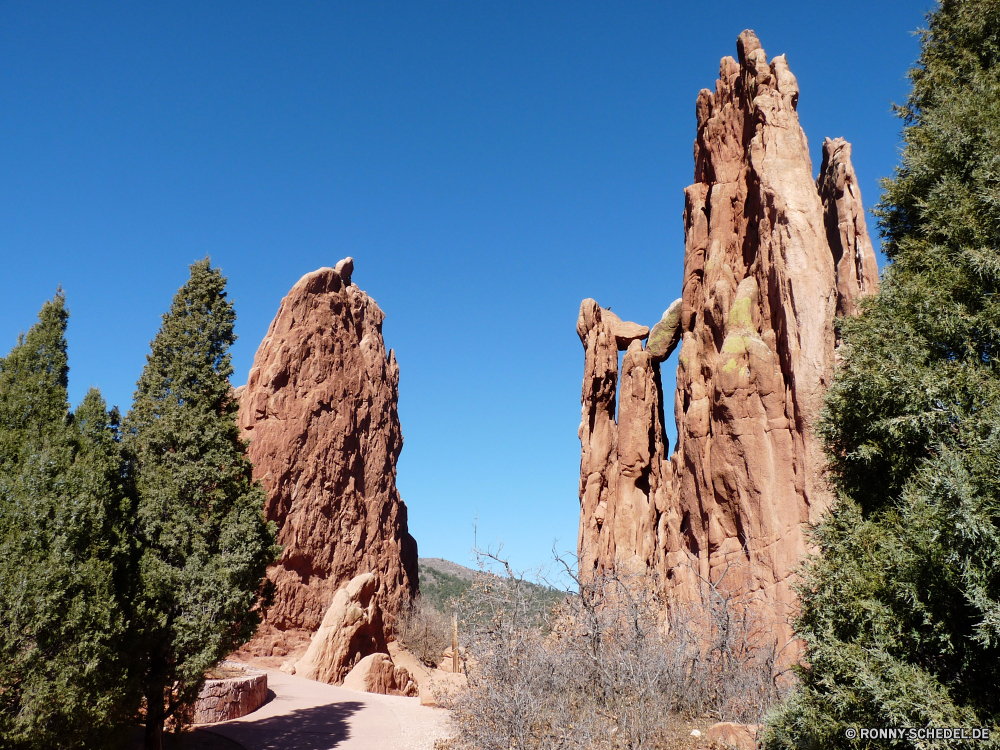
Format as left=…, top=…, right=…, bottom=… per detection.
left=577, top=31, right=879, bottom=643
left=342, top=653, right=418, bottom=697
left=817, top=137, right=880, bottom=319
left=236, top=262, right=418, bottom=655
left=291, top=572, right=387, bottom=684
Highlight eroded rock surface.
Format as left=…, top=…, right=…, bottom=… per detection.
left=236, top=261, right=418, bottom=656
left=291, top=573, right=388, bottom=684
left=578, top=31, right=879, bottom=632
left=342, top=652, right=418, bottom=696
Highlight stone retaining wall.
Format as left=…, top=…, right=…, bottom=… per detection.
left=193, top=662, right=268, bottom=724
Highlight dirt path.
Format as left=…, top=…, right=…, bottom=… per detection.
left=202, top=668, right=452, bottom=750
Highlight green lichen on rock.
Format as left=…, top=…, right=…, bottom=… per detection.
left=727, top=294, right=754, bottom=332
left=647, top=298, right=683, bottom=362
left=721, top=333, right=749, bottom=356
left=727, top=278, right=758, bottom=333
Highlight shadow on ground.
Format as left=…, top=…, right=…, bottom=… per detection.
left=130, top=726, right=245, bottom=750
left=212, top=700, right=366, bottom=750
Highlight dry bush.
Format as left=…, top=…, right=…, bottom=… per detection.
left=444, top=548, right=786, bottom=750
left=665, top=553, right=784, bottom=723
left=397, top=596, right=453, bottom=667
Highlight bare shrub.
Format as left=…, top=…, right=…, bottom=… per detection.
left=397, top=597, right=453, bottom=668
left=445, top=547, right=787, bottom=750
left=664, top=551, right=784, bottom=723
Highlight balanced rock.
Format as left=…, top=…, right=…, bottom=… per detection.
left=577, top=31, right=879, bottom=640
left=291, top=573, right=387, bottom=684
left=342, top=653, right=418, bottom=697
left=237, top=261, right=418, bottom=655
left=645, top=299, right=683, bottom=362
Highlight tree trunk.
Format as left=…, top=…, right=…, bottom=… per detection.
left=144, top=682, right=164, bottom=750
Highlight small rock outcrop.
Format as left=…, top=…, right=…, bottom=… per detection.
left=290, top=572, right=387, bottom=684
left=342, top=653, right=418, bottom=696
left=578, top=32, right=879, bottom=633
left=236, top=261, right=418, bottom=656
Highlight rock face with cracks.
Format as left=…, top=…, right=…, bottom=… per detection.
left=577, top=31, right=879, bottom=636
left=236, top=260, right=418, bottom=657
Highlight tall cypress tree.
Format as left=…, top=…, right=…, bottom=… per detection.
left=125, top=259, right=278, bottom=750
left=766, top=2, right=1000, bottom=747
left=0, top=295, right=138, bottom=749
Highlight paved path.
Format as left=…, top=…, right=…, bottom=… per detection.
left=203, top=669, right=452, bottom=750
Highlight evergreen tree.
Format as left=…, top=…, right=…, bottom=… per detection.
left=0, top=295, right=138, bottom=749
left=766, top=2, right=1000, bottom=747
left=125, top=259, right=278, bottom=750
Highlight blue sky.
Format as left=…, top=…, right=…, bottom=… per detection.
left=1, top=2, right=928, bottom=575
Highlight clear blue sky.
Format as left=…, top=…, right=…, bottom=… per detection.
left=1, top=2, right=928, bottom=575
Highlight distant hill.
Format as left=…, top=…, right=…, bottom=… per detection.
left=417, top=558, right=476, bottom=612
left=417, top=557, right=565, bottom=614
left=419, top=557, right=477, bottom=581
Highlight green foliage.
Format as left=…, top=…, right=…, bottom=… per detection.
left=125, top=260, right=278, bottom=746
left=0, top=295, right=138, bottom=749
left=418, top=563, right=472, bottom=612
left=765, top=2, right=1000, bottom=747
left=418, top=560, right=564, bottom=616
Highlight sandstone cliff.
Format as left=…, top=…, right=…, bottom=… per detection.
left=578, top=32, right=879, bottom=626
left=236, top=259, right=418, bottom=657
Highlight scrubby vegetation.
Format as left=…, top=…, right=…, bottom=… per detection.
left=418, top=558, right=564, bottom=615
left=444, top=552, right=783, bottom=750
left=764, top=2, right=1000, bottom=746
left=397, top=597, right=454, bottom=667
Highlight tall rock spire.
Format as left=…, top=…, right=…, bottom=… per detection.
left=236, top=260, right=418, bottom=658
left=578, top=31, right=879, bottom=634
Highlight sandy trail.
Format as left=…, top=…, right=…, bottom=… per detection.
left=203, top=668, right=452, bottom=750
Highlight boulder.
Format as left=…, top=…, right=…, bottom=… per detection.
left=342, top=652, right=418, bottom=697
left=386, top=640, right=434, bottom=689
left=645, top=298, right=683, bottom=362
left=236, top=261, right=418, bottom=656
left=291, top=573, right=387, bottom=684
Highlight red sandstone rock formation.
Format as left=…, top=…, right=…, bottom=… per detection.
left=236, top=260, right=418, bottom=657
left=817, top=137, right=880, bottom=319
left=342, top=653, right=418, bottom=697
left=578, top=31, right=879, bottom=632
left=290, top=573, right=388, bottom=684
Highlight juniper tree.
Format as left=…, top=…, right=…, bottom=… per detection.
left=125, top=259, right=277, bottom=750
left=0, top=295, right=138, bottom=749
left=765, top=2, right=1000, bottom=747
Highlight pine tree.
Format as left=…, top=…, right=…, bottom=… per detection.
left=765, top=2, right=1000, bottom=746
left=0, top=295, right=138, bottom=749
left=125, top=259, right=278, bottom=750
